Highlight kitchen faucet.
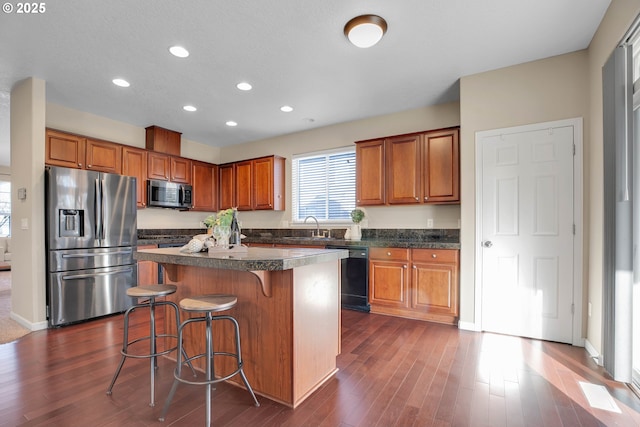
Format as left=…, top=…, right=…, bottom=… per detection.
left=304, top=216, right=321, bottom=237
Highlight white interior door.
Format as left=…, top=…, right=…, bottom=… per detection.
left=479, top=124, right=575, bottom=343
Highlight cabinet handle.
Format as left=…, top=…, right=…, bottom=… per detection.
left=413, top=265, right=417, bottom=269
left=387, top=252, right=391, bottom=256
left=432, top=254, right=437, bottom=258
left=78, top=163, right=82, bottom=167
left=87, top=165, right=92, bottom=168
left=403, top=265, right=407, bottom=269
left=415, top=197, right=418, bottom=200
left=424, top=196, right=428, bottom=200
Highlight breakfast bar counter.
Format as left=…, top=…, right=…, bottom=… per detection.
left=134, top=246, right=348, bottom=408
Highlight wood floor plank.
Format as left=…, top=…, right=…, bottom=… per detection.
left=1, top=304, right=640, bottom=426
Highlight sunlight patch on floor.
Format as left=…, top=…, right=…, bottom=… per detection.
left=579, top=381, right=622, bottom=413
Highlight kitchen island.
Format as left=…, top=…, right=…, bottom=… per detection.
left=134, top=246, right=348, bottom=408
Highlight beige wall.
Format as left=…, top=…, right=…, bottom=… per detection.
left=459, top=51, right=590, bottom=329
left=10, top=78, right=47, bottom=329
left=587, top=0, right=640, bottom=356
left=220, top=102, right=461, bottom=230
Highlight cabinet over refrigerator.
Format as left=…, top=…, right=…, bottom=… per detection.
left=45, top=166, right=138, bottom=326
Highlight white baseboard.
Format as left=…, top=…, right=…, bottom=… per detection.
left=585, top=338, right=603, bottom=366
left=458, top=320, right=481, bottom=331
left=10, top=311, right=48, bottom=331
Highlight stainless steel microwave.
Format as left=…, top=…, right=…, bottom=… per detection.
left=147, top=180, right=193, bottom=209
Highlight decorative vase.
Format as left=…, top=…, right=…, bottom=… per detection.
left=213, top=225, right=231, bottom=249
left=350, top=224, right=361, bottom=241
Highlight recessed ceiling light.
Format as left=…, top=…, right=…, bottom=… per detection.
left=183, top=105, right=197, bottom=112
left=236, top=82, right=252, bottom=91
left=112, top=78, right=130, bottom=88
left=280, top=105, right=293, bottom=113
left=169, top=46, right=189, bottom=58
left=226, top=121, right=238, bottom=127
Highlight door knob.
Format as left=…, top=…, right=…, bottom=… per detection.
left=482, top=241, right=493, bottom=248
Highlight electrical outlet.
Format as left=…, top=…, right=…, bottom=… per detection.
left=427, top=218, right=434, bottom=228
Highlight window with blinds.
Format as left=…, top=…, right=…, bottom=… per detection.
left=291, top=147, right=356, bottom=222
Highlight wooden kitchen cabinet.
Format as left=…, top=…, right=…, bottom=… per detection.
left=369, top=247, right=459, bottom=325
left=369, top=248, right=410, bottom=309
left=170, top=157, right=191, bottom=184
left=122, top=146, right=148, bottom=208
left=85, top=138, right=122, bottom=174
left=147, top=152, right=170, bottom=181
left=221, top=155, right=285, bottom=211
left=235, top=160, right=253, bottom=211
left=145, top=125, right=181, bottom=156
left=137, top=245, right=159, bottom=285
left=45, top=129, right=86, bottom=169
left=218, top=163, right=235, bottom=209
left=191, top=160, right=218, bottom=211
left=411, top=249, right=459, bottom=319
left=147, top=152, right=192, bottom=184
left=422, top=128, right=459, bottom=203
left=355, top=139, right=385, bottom=206
left=386, top=134, right=421, bottom=204
left=253, top=155, right=285, bottom=210
left=355, top=127, right=460, bottom=206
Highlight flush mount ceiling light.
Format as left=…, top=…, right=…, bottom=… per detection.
left=183, top=105, right=197, bottom=112
left=236, top=82, right=252, bottom=91
left=169, top=46, right=189, bottom=58
left=344, top=14, right=387, bottom=48
left=112, top=78, right=130, bottom=87
left=226, top=121, right=238, bottom=127
left=280, top=105, right=293, bottom=113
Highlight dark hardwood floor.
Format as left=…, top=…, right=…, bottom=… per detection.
left=1, top=308, right=639, bottom=426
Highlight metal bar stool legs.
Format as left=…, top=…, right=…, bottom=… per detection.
left=106, top=284, right=195, bottom=406
left=159, top=295, right=259, bottom=425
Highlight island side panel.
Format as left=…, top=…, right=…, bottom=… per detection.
left=292, top=259, right=341, bottom=405
left=162, top=265, right=295, bottom=405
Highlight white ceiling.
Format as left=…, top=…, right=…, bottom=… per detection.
left=0, top=0, right=611, bottom=167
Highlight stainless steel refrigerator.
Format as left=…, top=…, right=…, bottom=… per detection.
left=45, top=166, right=138, bottom=327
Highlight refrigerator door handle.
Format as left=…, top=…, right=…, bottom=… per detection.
left=62, top=267, right=134, bottom=281
left=94, top=178, right=102, bottom=239
left=100, top=178, right=106, bottom=240
left=61, top=249, right=133, bottom=259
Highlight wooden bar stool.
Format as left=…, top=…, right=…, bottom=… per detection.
left=106, top=284, right=195, bottom=406
left=159, top=294, right=259, bottom=425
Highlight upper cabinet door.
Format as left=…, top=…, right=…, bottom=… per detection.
left=218, top=164, right=235, bottom=210
left=122, top=146, right=148, bottom=208
left=235, top=160, right=253, bottom=211
left=191, top=161, right=218, bottom=212
left=355, top=139, right=385, bottom=206
left=253, top=156, right=285, bottom=210
left=45, top=129, right=86, bottom=169
left=422, top=128, right=459, bottom=203
left=170, top=157, right=192, bottom=184
left=85, top=139, right=122, bottom=174
left=147, top=152, right=170, bottom=181
left=386, top=134, right=421, bottom=204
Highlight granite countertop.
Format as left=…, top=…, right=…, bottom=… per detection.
left=137, top=228, right=461, bottom=250
left=134, top=246, right=349, bottom=271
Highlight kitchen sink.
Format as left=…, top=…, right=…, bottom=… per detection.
left=282, top=236, right=332, bottom=241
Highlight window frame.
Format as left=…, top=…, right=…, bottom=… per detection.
left=291, top=146, right=356, bottom=225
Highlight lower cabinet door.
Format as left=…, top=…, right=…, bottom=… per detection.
left=368, top=259, right=410, bottom=309
left=411, top=261, right=458, bottom=316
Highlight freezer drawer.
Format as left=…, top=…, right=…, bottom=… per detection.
left=47, top=264, right=137, bottom=326
left=48, top=247, right=134, bottom=272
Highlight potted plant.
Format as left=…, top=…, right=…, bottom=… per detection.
left=349, top=208, right=365, bottom=241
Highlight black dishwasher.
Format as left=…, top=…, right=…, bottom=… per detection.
left=326, top=245, right=370, bottom=312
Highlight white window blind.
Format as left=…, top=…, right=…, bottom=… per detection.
left=292, top=147, right=356, bottom=222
